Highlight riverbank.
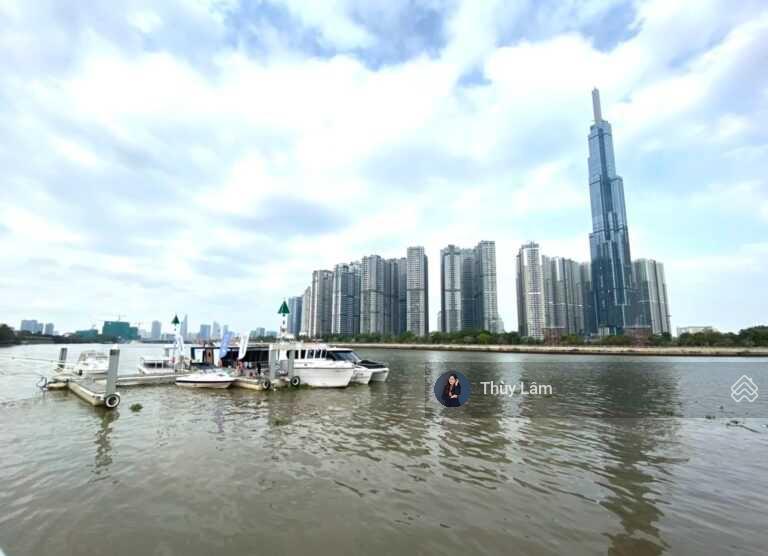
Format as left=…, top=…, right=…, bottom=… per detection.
left=337, top=342, right=768, bottom=357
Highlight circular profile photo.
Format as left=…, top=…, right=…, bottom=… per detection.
left=434, top=371, right=471, bottom=407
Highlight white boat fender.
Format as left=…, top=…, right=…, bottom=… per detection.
left=262, top=379, right=271, bottom=390
left=290, top=376, right=301, bottom=387
left=104, top=393, right=121, bottom=409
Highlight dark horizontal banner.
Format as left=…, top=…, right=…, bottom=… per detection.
left=423, top=361, right=768, bottom=419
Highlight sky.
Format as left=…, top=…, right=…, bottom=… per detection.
left=1, top=0, right=767, bottom=336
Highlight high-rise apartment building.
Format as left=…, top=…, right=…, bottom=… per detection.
left=542, top=256, right=586, bottom=339
left=331, top=262, right=361, bottom=336
left=516, top=242, right=545, bottom=340
left=442, top=241, right=500, bottom=333
left=406, top=246, right=429, bottom=336
left=151, top=320, right=162, bottom=340
left=299, top=287, right=311, bottom=336
left=198, top=324, right=211, bottom=341
left=440, top=245, right=465, bottom=333
left=287, top=296, right=303, bottom=336
left=587, top=89, right=638, bottom=336
left=180, top=314, right=188, bottom=340
left=360, top=255, right=384, bottom=334
left=309, top=270, right=333, bottom=338
left=44, top=323, right=54, bottom=335
left=633, top=259, right=671, bottom=335
left=212, top=322, right=221, bottom=340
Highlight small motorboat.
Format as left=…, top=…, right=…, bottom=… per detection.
left=325, top=347, right=389, bottom=382
left=176, top=370, right=233, bottom=389
left=73, top=350, right=110, bottom=377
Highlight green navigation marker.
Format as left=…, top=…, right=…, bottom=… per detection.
left=278, top=300, right=290, bottom=315
left=172, top=314, right=180, bottom=326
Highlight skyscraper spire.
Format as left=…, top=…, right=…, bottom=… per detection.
left=592, top=88, right=602, bottom=122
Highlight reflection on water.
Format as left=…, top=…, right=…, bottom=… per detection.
left=0, top=345, right=767, bottom=555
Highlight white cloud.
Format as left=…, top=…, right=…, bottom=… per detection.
left=0, top=0, right=766, bottom=333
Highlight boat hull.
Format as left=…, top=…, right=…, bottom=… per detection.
left=369, top=368, right=389, bottom=382
left=350, top=367, right=373, bottom=385
left=176, top=379, right=232, bottom=389
left=294, top=367, right=353, bottom=388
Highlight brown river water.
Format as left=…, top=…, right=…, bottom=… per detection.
left=1, top=344, right=767, bottom=555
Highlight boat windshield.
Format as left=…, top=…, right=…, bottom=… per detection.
left=330, top=350, right=361, bottom=363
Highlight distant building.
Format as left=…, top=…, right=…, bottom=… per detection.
left=265, top=330, right=277, bottom=338
left=151, top=320, right=162, bottom=340
left=634, top=259, right=671, bottom=336
left=587, top=88, right=638, bottom=336
left=212, top=322, right=221, bottom=340
left=299, top=286, right=311, bottom=336
left=360, top=255, right=385, bottom=335
left=74, top=329, right=98, bottom=339
left=440, top=241, right=500, bottom=334
left=516, top=242, right=545, bottom=340
left=542, top=256, right=586, bottom=339
left=102, top=321, right=139, bottom=341
left=406, top=246, right=429, bottom=336
left=287, top=296, right=303, bottom=336
left=309, top=270, right=333, bottom=338
left=332, top=262, right=361, bottom=336
left=180, top=314, right=188, bottom=340
left=20, top=320, right=39, bottom=333
left=44, top=323, right=55, bottom=335
left=198, top=324, right=212, bottom=341
left=677, top=326, right=716, bottom=336
left=254, top=327, right=266, bottom=337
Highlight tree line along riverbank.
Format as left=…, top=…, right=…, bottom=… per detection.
left=334, top=342, right=768, bottom=357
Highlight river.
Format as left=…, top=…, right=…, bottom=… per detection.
left=1, top=344, right=766, bottom=555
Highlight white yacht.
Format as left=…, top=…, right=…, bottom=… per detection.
left=325, top=347, right=389, bottom=382
left=176, top=369, right=233, bottom=389
left=273, top=342, right=355, bottom=388
left=73, top=350, right=110, bottom=377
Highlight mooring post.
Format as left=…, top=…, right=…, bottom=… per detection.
left=57, top=347, right=68, bottom=372
left=105, top=349, right=119, bottom=396
left=268, top=347, right=277, bottom=380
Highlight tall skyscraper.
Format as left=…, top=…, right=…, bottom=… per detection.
left=223, top=324, right=229, bottom=337
left=309, top=270, right=333, bottom=337
left=287, top=296, right=303, bottom=336
left=542, top=256, right=586, bottom=339
left=474, top=240, right=500, bottom=333
left=406, top=246, right=429, bottom=336
left=198, top=324, right=211, bottom=341
left=180, top=314, right=188, bottom=340
left=44, top=323, right=55, bottom=335
left=587, top=88, right=637, bottom=336
left=300, top=286, right=311, bottom=336
left=441, top=241, right=500, bottom=333
left=331, top=262, right=361, bottom=336
left=212, top=321, right=221, bottom=340
left=440, top=245, right=465, bottom=333
left=633, top=259, right=671, bottom=335
left=151, top=320, right=162, bottom=340
left=516, top=242, right=545, bottom=340
left=396, top=257, right=407, bottom=335
left=360, top=255, right=385, bottom=334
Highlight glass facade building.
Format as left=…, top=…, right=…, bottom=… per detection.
left=587, top=89, right=638, bottom=336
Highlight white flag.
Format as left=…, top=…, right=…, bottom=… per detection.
left=238, top=333, right=249, bottom=360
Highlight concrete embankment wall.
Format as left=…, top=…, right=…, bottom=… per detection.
left=334, top=343, right=768, bottom=357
